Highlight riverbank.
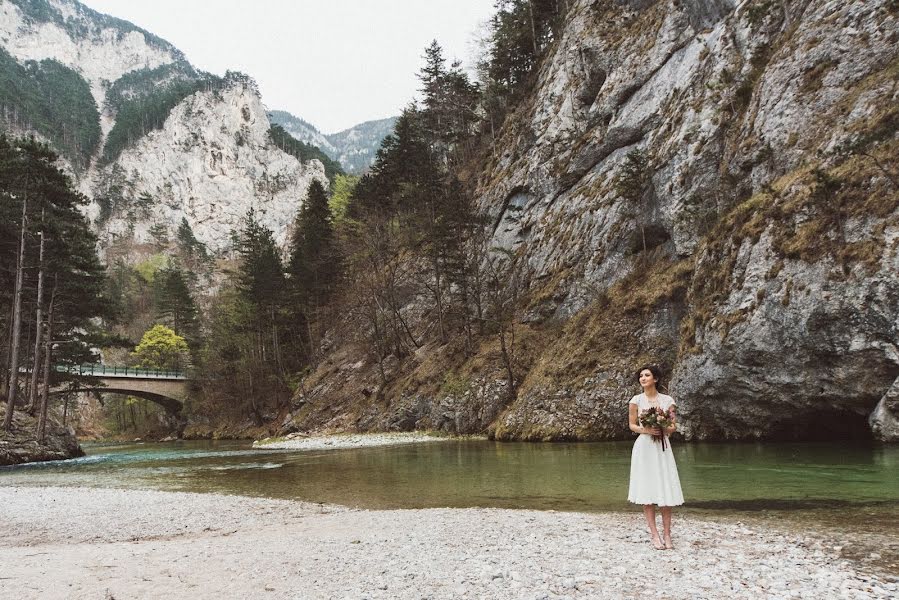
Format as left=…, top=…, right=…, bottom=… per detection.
left=0, top=409, right=83, bottom=466
left=252, top=430, right=469, bottom=450
left=0, top=486, right=894, bottom=599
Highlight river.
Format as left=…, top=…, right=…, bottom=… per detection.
left=1, top=438, right=896, bottom=513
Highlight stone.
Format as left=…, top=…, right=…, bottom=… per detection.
left=869, top=377, right=899, bottom=442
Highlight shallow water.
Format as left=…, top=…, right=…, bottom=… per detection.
left=1, top=438, right=896, bottom=513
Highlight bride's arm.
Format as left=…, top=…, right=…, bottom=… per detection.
left=664, top=404, right=678, bottom=435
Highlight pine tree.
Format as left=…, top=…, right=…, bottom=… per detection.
left=154, top=264, right=200, bottom=348
left=235, top=209, right=287, bottom=373
left=417, top=42, right=480, bottom=165
left=176, top=217, right=208, bottom=262
left=288, top=180, right=339, bottom=307
left=0, top=136, right=109, bottom=429
left=236, top=209, right=285, bottom=311
left=286, top=180, right=341, bottom=360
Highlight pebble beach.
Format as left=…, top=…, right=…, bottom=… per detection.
left=1, top=485, right=895, bottom=600
left=252, top=431, right=457, bottom=451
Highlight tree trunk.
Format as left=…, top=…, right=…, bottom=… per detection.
left=4, top=198, right=28, bottom=431
left=129, top=400, right=137, bottom=431
left=498, top=324, right=516, bottom=402
left=37, top=282, right=56, bottom=442
left=432, top=252, right=446, bottom=343
left=22, top=319, right=32, bottom=407
left=27, top=221, right=45, bottom=414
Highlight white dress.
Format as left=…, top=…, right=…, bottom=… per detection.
left=627, top=393, right=684, bottom=506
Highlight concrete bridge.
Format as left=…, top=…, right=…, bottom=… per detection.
left=51, top=365, right=189, bottom=415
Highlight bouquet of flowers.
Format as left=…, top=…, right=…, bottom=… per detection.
left=638, top=406, right=675, bottom=451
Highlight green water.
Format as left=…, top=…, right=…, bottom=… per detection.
left=1, top=439, right=897, bottom=513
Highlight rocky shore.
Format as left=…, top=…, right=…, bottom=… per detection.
left=0, top=409, right=84, bottom=466
left=0, top=486, right=894, bottom=599
left=252, top=431, right=462, bottom=451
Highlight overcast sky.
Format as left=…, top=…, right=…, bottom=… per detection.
left=80, top=0, right=495, bottom=134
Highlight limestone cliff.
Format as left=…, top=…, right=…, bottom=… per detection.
left=92, top=80, right=324, bottom=252
left=288, top=0, right=899, bottom=442
left=0, top=0, right=325, bottom=254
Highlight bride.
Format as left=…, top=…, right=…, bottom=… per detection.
left=627, top=364, right=684, bottom=550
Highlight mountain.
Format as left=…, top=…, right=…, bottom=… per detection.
left=285, top=0, right=899, bottom=442
left=267, top=109, right=336, bottom=155
left=323, top=116, right=397, bottom=174
left=269, top=110, right=397, bottom=174
left=0, top=0, right=325, bottom=254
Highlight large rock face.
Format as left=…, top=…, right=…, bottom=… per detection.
left=93, top=82, right=324, bottom=252
left=480, top=0, right=898, bottom=442
left=291, top=0, right=898, bottom=442
left=0, top=0, right=180, bottom=148
left=0, top=0, right=178, bottom=92
left=0, top=408, right=84, bottom=466
left=0, top=0, right=325, bottom=253
left=491, top=0, right=898, bottom=441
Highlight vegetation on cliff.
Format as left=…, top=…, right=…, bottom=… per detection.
left=101, top=64, right=225, bottom=165
left=0, top=48, right=100, bottom=167
left=268, top=124, right=344, bottom=181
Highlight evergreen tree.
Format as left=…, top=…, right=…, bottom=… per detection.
left=154, top=264, right=200, bottom=348
left=417, top=41, right=480, bottom=164
left=176, top=217, right=208, bottom=261
left=236, top=209, right=285, bottom=311
left=0, top=136, right=110, bottom=429
left=288, top=180, right=339, bottom=307
left=195, top=211, right=290, bottom=425
left=235, top=209, right=288, bottom=375
left=419, top=40, right=448, bottom=143
left=478, top=1, right=569, bottom=131
left=287, top=180, right=341, bottom=360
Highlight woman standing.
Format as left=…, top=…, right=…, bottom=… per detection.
left=627, top=364, right=684, bottom=550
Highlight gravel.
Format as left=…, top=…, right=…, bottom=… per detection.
left=0, top=486, right=893, bottom=599
left=252, top=431, right=455, bottom=451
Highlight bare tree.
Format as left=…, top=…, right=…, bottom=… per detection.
left=483, top=247, right=525, bottom=401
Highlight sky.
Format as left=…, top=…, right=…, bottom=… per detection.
left=80, top=0, right=496, bottom=134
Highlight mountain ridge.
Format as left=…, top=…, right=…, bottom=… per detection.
left=268, top=109, right=397, bottom=174
left=0, top=0, right=325, bottom=255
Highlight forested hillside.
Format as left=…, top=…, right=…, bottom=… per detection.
left=0, top=47, right=99, bottom=167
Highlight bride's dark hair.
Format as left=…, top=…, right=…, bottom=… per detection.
left=636, top=364, right=664, bottom=389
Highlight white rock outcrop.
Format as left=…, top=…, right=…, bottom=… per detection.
left=0, top=0, right=178, bottom=84
left=0, top=0, right=325, bottom=254
left=93, top=82, right=326, bottom=252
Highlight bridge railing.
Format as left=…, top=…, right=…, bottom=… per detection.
left=54, top=364, right=186, bottom=379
